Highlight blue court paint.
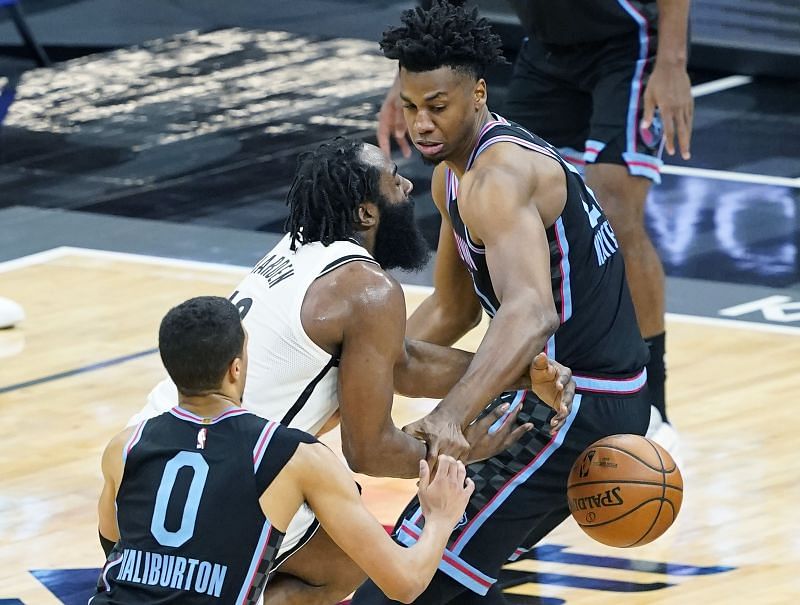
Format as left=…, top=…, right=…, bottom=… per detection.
left=500, top=569, right=672, bottom=592
left=0, top=599, right=25, bottom=605
left=523, top=543, right=735, bottom=576
left=0, top=348, right=158, bottom=394
left=31, top=569, right=99, bottom=605
left=0, top=87, right=15, bottom=126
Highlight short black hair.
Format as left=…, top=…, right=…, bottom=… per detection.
left=158, top=296, right=245, bottom=395
left=380, top=0, right=506, bottom=79
left=285, top=137, right=381, bottom=250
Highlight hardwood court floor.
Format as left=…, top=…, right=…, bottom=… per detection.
left=1, top=249, right=799, bottom=604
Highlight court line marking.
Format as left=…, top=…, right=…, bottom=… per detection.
left=690, top=75, right=752, bottom=98
left=3, top=247, right=799, bottom=336
left=0, top=348, right=158, bottom=395
left=659, top=165, right=800, bottom=188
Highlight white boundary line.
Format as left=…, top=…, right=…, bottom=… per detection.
left=0, top=246, right=250, bottom=275
left=691, top=75, right=752, bottom=98
left=3, top=247, right=800, bottom=336
left=402, top=285, right=800, bottom=335
left=659, top=165, right=800, bottom=188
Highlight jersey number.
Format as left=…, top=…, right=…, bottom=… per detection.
left=229, top=290, right=253, bottom=319
left=150, top=451, right=209, bottom=547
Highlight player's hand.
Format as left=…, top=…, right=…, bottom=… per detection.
left=417, top=455, right=474, bottom=527
left=641, top=61, right=693, bottom=160
left=530, top=352, right=574, bottom=434
left=403, top=411, right=470, bottom=469
left=377, top=74, right=411, bottom=159
left=463, top=402, right=533, bottom=464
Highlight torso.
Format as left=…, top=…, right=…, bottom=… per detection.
left=140, top=235, right=379, bottom=435
left=443, top=113, right=649, bottom=387
left=93, top=408, right=314, bottom=604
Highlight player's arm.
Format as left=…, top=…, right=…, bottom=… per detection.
left=408, top=153, right=561, bottom=459
left=296, top=443, right=474, bottom=604
left=97, top=428, right=132, bottom=555
left=406, top=163, right=483, bottom=345
left=644, top=0, right=693, bottom=159
left=335, top=262, right=427, bottom=478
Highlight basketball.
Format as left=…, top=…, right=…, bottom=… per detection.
left=567, top=434, right=683, bottom=547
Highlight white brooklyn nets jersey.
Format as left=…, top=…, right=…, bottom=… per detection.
left=130, top=234, right=379, bottom=435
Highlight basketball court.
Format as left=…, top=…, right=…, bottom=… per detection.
left=1, top=1, right=799, bottom=603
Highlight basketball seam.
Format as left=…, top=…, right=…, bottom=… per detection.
left=568, top=478, right=683, bottom=492
left=629, top=439, right=668, bottom=547
left=594, top=443, right=676, bottom=473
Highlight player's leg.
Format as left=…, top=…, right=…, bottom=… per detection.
left=265, top=508, right=366, bottom=605
left=582, top=31, right=674, bottom=441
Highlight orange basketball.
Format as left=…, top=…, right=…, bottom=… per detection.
left=567, top=434, right=683, bottom=547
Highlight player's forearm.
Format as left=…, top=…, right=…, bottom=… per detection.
left=434, top=298, right=557, bottom=426
left=394, top=339, right=474, bottom=398
left=655, top=0, right=690, bottom=65
left=342, top=427, right=426, bottom=478
left=377, top=517, right=456, bottom=603
left=407, top=293, right=481, bottom=346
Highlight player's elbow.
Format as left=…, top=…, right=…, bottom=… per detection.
left=382, top=570, right=427, bottom=603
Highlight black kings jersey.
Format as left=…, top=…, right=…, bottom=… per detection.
left=91, top=407, right=316, bottom=604
left=444, top=114, right=649, bottom=394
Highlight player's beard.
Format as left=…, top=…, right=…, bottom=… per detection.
left=373, top=194, right=431, bottom=272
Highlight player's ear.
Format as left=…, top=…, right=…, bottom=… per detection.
left=473, top=79, right=487, bottom=110
left=355, top=202, right=378, bottom=230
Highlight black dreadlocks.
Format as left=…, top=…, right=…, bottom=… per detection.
left=285, top=137, right=381, bottom=250
left=380, top=0, right=507, bottom=80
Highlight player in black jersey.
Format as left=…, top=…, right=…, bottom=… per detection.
left=353, top=4, right=653, bottom=603
left=378, top=0, right=692, bottom=450
left=93, top=296, right=477, bottom=604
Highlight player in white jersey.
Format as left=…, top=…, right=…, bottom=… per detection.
left=128, top=137, right=574, bottom=604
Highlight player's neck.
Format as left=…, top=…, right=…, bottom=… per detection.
left=446, top=106, right=492, bottom=178
left=178, top=392, right=241, bottom=419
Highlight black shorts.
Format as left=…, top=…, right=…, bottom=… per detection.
left=353, top=386, right=650, bottom=603
left=504, top=31, right=665, bottom=183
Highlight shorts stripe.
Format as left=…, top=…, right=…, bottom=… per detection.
left=396, top=521, right=496, bottom=595
left=574, top=368, right=647, bottom=394
left=450, top=395, right=583, bottom=554
left=615, top=0, right=650, bottom=154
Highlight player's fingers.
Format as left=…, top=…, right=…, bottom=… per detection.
left=455, top=459, right=467, bottom=487
left=418, top=459, right=430, bottom=490
left=677, top=107, right=692, bottom=160
left=463, top=477, right=475, bottom=498
left=661, top=108, right=677, bottom=156
left=532, top=352, right=548, bottom=370
left=503, top=423, right=534, bottom=449
left=438, top=454, right=455, bottom=479
left=640, top=89, right=657, bottom=129
left=377, top=119, right=392, bottom=158
left=395, top=130, right=412, bottom=159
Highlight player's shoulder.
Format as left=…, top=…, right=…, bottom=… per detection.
left=318, top=256, right=401, bottom=310
left=102, top=424, right=138, bottom=469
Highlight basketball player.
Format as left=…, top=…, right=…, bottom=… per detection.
left=352, top=4, right=652, bottom=603
left=127, top=138, right=575, bottom=604
left=93, top=296, right=475, bottom=604
left=377, top=0, right=692, bottom=447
